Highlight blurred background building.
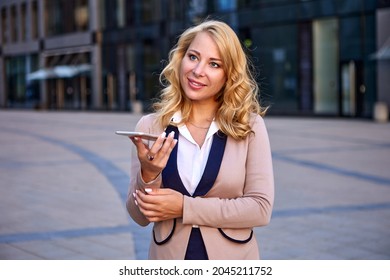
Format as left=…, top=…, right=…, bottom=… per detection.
left=0, top=0, right=389, bottom=119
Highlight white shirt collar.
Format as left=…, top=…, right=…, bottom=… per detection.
left=171, top=111, right=219, bottom=145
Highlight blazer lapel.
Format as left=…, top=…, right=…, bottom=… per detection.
left=193, top=132, right=227, bottom=196
left=162, top=126, right=190, bottom=196
left=162, top=125, right=227, bottom=197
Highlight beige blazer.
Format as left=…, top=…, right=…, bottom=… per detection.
left=126, top=113, right=274, bottom=259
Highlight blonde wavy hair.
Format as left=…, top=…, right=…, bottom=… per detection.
left=153, top=20, right=266, bottom=140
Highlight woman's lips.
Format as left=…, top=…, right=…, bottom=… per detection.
left=188, top=78, right=206, bottom=89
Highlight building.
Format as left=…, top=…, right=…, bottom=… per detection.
left=0, top=0, right=389, bottom=119
left=0, top=0, right=100, bottom=110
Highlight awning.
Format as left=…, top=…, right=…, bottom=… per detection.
left=27, top=64, right=91, bottom=81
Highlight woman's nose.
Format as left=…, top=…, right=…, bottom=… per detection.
left=192, top=63, right=205, bottom=77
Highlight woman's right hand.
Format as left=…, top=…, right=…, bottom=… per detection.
left=130, top=131, right=177, bottom=182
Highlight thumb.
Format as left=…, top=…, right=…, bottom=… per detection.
left=144, top=188, right=169, bottom=195
left=145, top=188, right=175, bottom=196
left=144, top=188, right=158, bottom=195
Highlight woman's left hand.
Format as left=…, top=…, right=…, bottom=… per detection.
left=133, top=187, right=184, bottom=222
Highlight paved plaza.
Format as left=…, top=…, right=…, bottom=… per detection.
left=0, top=110, right=389, bottom=260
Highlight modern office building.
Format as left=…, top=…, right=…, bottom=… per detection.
left=0, top=0, right=389, bottom=119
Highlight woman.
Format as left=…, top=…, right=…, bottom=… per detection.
left=126, top=20, right=274, bottom=260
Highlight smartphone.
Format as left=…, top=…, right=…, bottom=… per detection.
left=115, top=131, right=160, bottom=141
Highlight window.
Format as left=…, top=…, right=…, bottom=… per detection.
left=45, top=0, right=62, bottom=36
left=215, top=0, right=237, bottom=12
left=143, top=40, right=160, bottom=70
left=254, top=24, right=299, bottom=113
left=168, top=0, right=185, bottom=20
left=75, top=0, right=88, bottom=31
left=103, top=0, right=129, bottom=28
left=31, top=1, right=38, bottom=39
left=21, top=3, right=27, bottom=41
left=98, top=0, right=106, bottom=28
left=1, top=7, right=7, bottom=43
left=45, top=0, right=89, bottom=36
left=141, top=0, right=161, bottom=23
left=10, top=5, right=17, bottom=42
left=6, top=56, right=27, bottom=105
left=116, top=0, right=125, bottom=27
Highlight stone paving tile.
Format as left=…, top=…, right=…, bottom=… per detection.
left=85, top=233, right=135, bottom=253
left=52, top=235, right=133, bottom=260
left=0, top=244, right=42, bottom=260
left=9, top=240, right=86, bottom=260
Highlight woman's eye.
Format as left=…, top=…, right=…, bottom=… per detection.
left=210, top=62, right=220, bottom=68
left=189, top=54, right=197, bottom=61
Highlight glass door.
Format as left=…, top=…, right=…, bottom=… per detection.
left=313, top=18, right=339, bottom=115
left=340, top=60, right=364, bottom=117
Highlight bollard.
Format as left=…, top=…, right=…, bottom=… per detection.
left=132, top=100, right=143, bottom=114
left=373, top=102, right=389, bottom=123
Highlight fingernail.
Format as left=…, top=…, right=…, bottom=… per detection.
left=134, top=199, right=138, bottom=206
left=144, top=188, right=152, bottom=193
left=134, top=137, right=139, bottom=141
left=169, top=131, right=175, bottom=138
left=161, top=132, right=166, bottom=138
left=132, top=192, right=136, bottom=198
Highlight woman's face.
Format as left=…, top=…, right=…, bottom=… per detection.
left=179, top=31, right=227, bottom=105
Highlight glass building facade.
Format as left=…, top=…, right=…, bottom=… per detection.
left=0, top=0, right=389, bottom=118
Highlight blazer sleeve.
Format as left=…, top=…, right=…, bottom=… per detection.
left=182, top=115, right=275, bottom=229
left=126, top=114, right=163, bottom=226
